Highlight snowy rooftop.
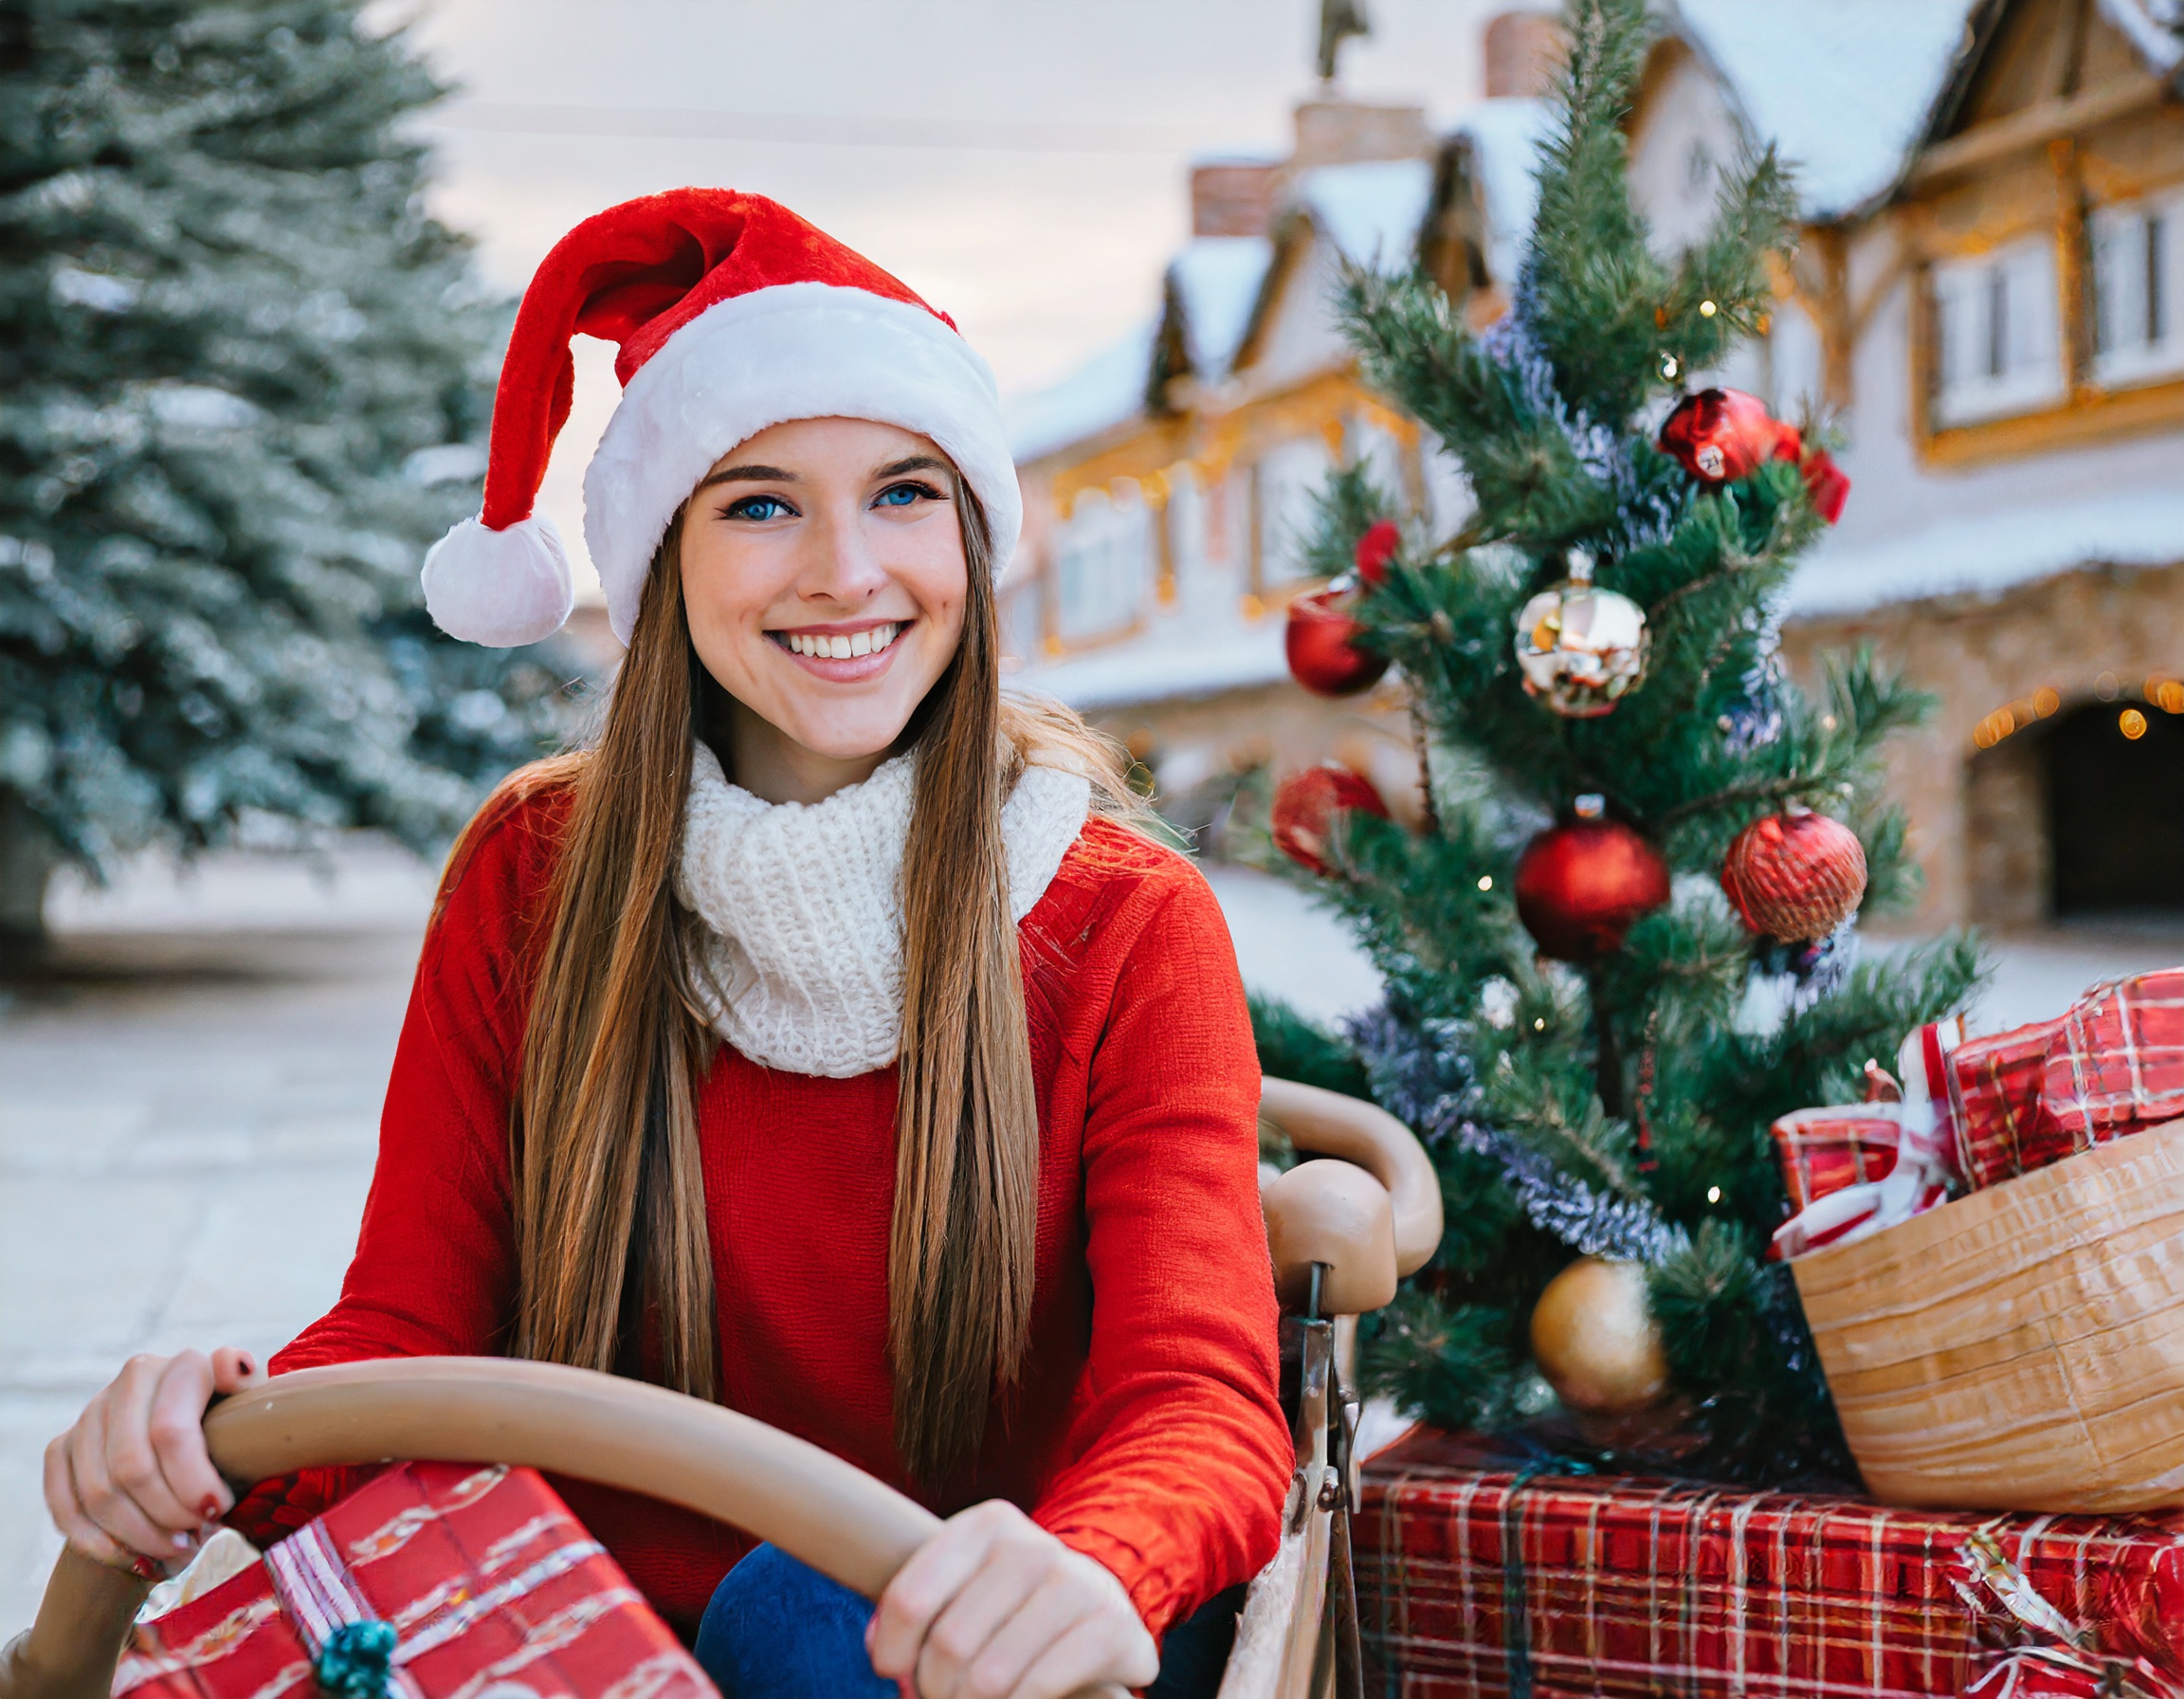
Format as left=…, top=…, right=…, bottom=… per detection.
left=1171, top=236, right=1275, bottom=379
left=1452, top=98, right=1554, bottom=284
left=1006, top=319, right=1156, bottom=465
left=1787, top=487, right=2184, bottom=619
left=1011, top=618, right=1290, bottom=712
left=1675, top=0, right=1975, bottom=219
left=1297, top=158, right=1435, bottom=274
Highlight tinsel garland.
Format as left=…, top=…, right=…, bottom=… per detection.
left=1479, top=288, right=1679, bottom=557
left=1346, top=1004, right=1689, bottom=1266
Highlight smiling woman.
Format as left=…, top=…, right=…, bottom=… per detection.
left=43, top=190, right=1292, bottom=1699
left=681, top=422, right=973, bottom=801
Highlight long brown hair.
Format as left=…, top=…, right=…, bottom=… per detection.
left=467, top=479, right=1148, bottom=1483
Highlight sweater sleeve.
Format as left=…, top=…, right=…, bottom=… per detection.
left=228, top=798, right=548, bottom=1540
left=1029, top=860, right=1292, bottom=1639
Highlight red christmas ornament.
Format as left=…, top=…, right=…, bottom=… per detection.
left=1801, top=447, right=1850, bottom=524
left=1355, top=519, right=1401, bottom=587
left=1514, top=800, right=1672, bottom=961
left=1272, top=765, right=1390, bottom=876
left=1720, top=808, right=1867, bottom=943
left=1285, top=587, right=1389, bottom=697
left=1658, top=388, right=1798, bottom=484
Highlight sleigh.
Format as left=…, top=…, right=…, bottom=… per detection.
left=0, top=1077, right=1438, bottom=1699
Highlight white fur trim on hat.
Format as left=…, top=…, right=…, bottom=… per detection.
left=583, top=282, right=1023, bottom=645
left=421, top=513, right=576, bottom=648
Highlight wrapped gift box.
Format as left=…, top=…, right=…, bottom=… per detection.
left=1769, top=1106, right=1902, bottom=1213
left=1357, top=1431, right=2184, bottom=1699
left=118, top=1462, right=716, bottom=1699
left=1942, top=1019, right=2057, bottom=1191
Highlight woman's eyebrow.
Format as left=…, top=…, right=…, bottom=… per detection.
left=874, top=455, right=951, bottom=479
left=698, top=464, right=798, bottom=489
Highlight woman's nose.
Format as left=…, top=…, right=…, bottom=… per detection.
left=796, top=501, right=891, bottom=602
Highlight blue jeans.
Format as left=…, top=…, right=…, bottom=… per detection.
left=695, top=1543, right=1243, bottom=1699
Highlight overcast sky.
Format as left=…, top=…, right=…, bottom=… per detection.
left=390, top=0, right=1520, bottom=590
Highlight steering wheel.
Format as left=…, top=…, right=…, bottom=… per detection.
left=4, top=1358, right=947, bottom=1699
left=1, top=1075, right=1444, bottom=1699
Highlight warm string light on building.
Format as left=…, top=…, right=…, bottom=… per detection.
left=1972, top=675, right=2184, bottom=749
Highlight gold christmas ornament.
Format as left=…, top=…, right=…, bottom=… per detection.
left=1529, top=1256, right=1670, bottom=1416
left=1513, top=556, right=1650, bottom=719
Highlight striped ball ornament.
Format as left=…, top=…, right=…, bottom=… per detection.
left=1720, top=808, right=1867, bottom=943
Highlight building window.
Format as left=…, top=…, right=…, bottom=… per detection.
left=2092, top=192, right=2184, bottom=390
left=1250, top=437, right=1333, bottom=593
left=1931, top=236, right=2066, bottom=428
left=1051, top=486, right=1151, bottom=648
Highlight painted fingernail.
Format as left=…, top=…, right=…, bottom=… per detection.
left=132, top=1557, right=162, bottom=1581
left=201, top=1496, right=224, bottom=1522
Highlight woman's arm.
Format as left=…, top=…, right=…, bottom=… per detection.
left=1029, top=861, right=1294, bottom=1637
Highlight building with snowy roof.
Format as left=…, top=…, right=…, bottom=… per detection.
left=1629, top=0, right=2184, bottom=926
left=1006, top=0, right=2184, bottom=927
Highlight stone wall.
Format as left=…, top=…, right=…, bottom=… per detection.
left=1780, top=558, right=2184, bottom=929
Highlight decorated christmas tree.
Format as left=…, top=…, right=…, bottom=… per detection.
left=0, top=0, right=564, bottom=939
left=1254, top=0, right=1981, bottom=1484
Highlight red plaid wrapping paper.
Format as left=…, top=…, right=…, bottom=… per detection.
left=1941, top=971, right=2184, bottom=1191
left=1356, top=1431, right=2184, bottom=1699
left=118, top=1462, right=716, bottom=1699
left=2042, top=973, right=2184, bottom=1149
left=1944, top=1019, right=2066, bottom=1192
left=1771, top=1108, right=1903, bottom=1213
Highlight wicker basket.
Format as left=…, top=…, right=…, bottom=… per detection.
left=1793, top=1115, right=2184, bottom=1513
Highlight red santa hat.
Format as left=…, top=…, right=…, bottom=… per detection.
left=422, top=189, right=1022, bottom=648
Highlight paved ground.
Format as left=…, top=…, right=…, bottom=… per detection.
left=6, top=844, right=2184, bottom=1630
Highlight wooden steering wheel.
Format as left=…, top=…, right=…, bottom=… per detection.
left=0, top=1077, right=1442, bottom=1699
left=4, top=1357, right=946, bottom=1699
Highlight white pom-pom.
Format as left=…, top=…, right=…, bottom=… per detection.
left=421, top=514, right=575, bottom=648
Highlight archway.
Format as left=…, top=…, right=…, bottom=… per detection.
left=2044, top=702, right=2184, bottom=915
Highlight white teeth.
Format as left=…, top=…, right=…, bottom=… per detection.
left=781, top=623, right=901, bottom=659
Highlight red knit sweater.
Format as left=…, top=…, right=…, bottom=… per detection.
left=229, top=785, right=1291, bottom=1640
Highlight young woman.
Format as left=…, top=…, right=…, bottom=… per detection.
left=43, top=192, right=1291, bottom=1699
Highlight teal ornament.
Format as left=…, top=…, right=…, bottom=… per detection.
left=315, top=1620, right=398, bottom=1699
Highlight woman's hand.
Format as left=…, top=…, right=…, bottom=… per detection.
left=44, top=1347, right=264, bottom=1577
left=866, top=1499, right=1158, bottom=1699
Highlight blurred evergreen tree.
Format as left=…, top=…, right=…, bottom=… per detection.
left=0, top=0, right=564, bottom=939
left=1254, top=0, right=1983, bottom=1484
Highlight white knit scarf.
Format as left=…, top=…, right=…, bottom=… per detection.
left=675, top=741, right=1091, bottom=1078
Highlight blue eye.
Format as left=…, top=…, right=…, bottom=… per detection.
left=874, top=482, right=940, bottom=509
left=725, top=494, right=793, bottom=521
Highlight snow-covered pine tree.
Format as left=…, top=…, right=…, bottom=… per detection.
left=0, top=0, right=562, bottom=938
left=1255, top=0, right=1981, bottom=1483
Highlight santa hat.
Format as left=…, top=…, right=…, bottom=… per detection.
left=421, top=189, right=1021, bottom=648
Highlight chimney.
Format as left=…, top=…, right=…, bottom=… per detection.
left=1483, top=10, right=1567, bottom=100
left=1289, top=100, right=1432, bottom=170
left=1191, top=158, right=1284, bottom=237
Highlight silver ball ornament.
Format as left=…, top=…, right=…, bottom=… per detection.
left=1513, top=569, right=1650, bottom=719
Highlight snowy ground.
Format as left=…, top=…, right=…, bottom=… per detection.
left=5, top=843, right=2183, bottom=1629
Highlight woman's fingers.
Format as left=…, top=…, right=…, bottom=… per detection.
left=43, top=1430, right=136, bottom=1574
left=1010, top=1616, right=1154, bottom=1699
left=913, top=1543, right=1050, bottom=1699
left=867, top=1502, right=1009, bottom=1680
left=209, top=1347, right=264, bottom=1396
left=65, top=1381, right=189, bottom=1562
left=148, top=1351, right=235, bottom=1525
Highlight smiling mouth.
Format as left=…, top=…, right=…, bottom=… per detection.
left=770, top=621, right=904, bottom=661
